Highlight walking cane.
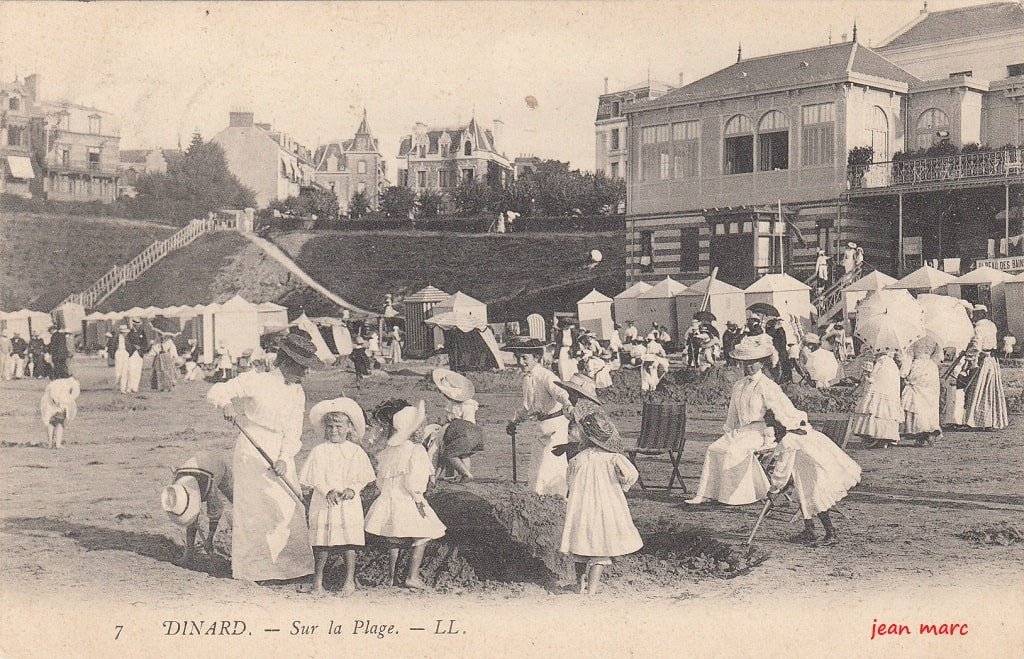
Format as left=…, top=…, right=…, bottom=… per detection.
left=507, top=424, right=519, bottom=483
left=232, top=420, right=306, bottom=509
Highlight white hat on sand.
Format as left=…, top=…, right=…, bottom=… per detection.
left=309, top=397, right=366, bottom=439
left=388, top=401, right=426, bottom=445
left=161, top=476, right=202, bottom=527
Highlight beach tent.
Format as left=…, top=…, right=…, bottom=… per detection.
left=635, top=277, right=688, bottom=339
left=201, top=295, right=261, bottom=364
left=307, top=316, right=354, bottom=358
left=744, top=274, right=813, bottom=321
left=403, top=285, right=450, bottom=357
left=841, top=270, right=897, bottom=319
left=946, top=266, right=1015, bottom=329
left=52, top=302, right=85, bottom=336
left=1003, top=273, right=1024, bottom=346
left=576, top=290, right=614, bottom=340
left=433, top=292, right=487, bottom=324
left=676, top=276, right=746, bottom=334
left=424, top=312, right=505, bottom=371
left=256, top=301, right=289, bottom=333
left=886, top=265, right=955, bottom=296
left=0, top=309, right=53, bottom=338
left=612, top=281, right=653, bottom=328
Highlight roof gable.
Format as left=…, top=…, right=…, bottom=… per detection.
left=680, top=276, right=743, bottom=296
left=881, top=2, right=1024, bottom=49
left=887, top=265, right=955, bottom=289
left=845, top=270, right=898, bottom=292
left=745, top=273, right=812, bottom=293
left=638, top=277, right=688, bottom=298
left=614, top=281, right=653, bottom=300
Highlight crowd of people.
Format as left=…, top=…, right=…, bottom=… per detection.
left=0, top=326, right=72, bottom=381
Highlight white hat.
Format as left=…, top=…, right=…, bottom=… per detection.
left=973, top=304, right=988, bottom=312
left=847, top=242, right=856, bottom=248
left=309, top=397, right=366, bottom=439
left=730, top=336, right=775, bottom=361
left=389, top=401, right=426, bottom=445
left=804, top=333, right=821, bottom=344
left=432, top=368, right=475, bottom=402
left=161, top=476, right=201, bottom=527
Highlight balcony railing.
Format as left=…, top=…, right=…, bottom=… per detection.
left=47, top=159, right=118, bottom=175
left=847, top=148, right=1023, bottom=193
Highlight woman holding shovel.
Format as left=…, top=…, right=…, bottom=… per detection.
left=207, top=329, right=323, bottom=583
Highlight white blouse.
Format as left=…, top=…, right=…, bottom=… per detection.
left=724, top=371, right=806, bottom=432
left=207, top=369, right=306, bottom=460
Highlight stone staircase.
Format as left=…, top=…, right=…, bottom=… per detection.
left=56, top=212, right=244, bottom=311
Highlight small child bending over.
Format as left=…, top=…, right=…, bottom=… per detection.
left=300, top=397, right=376, bottom=596
left=559, top=409, right=643, bottom=595
left=364, top=401, right=446, bottom=589
left=39, top=377, right=80, bottom=449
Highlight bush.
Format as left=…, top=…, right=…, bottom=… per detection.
left=418, top=190, right=443, bottom=218
left=348, top=190, right=371, bottom=219
left=847, top=146, right=874, bottom=166
left=379, top=186, right=416, bottom=219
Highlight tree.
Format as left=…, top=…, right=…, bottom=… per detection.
left=348, top=190, right=371, bottom=218
left=309, top=189, right=340, bottom=227
left=451, top=180, right=498, bottom=216
left=417, top=190, right=443, bottom=218
left=127, top=133, right=256, bottom=224
left=379, top=186, right=416, bottom=219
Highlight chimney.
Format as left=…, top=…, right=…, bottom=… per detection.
left=413, top=122, right=427, bottom=136
left=604, top=77, right=609, bottom=94
left=492, top=119, right=504, bottom=154
left=921, top=1, right=928, bottom=14
left=678, top=72, right=685, bottom=87
left=229, top=111, right=254, bottom=128
left=24, top=73, right=39, bottom=103
left=254, top=122, right=272, bottom=131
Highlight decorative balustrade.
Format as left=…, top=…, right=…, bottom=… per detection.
left=56, top=214, right=240, bottom=310
left=848, top=148, right=1023, bottom=193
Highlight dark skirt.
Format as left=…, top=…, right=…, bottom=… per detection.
left=441, top=419, right=485, bottom=460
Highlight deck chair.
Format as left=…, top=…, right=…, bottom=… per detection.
left=623, top=402, right=688, bottom=493
left=814, top=418, right=851, bottom=449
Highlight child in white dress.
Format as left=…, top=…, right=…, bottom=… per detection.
left=40, top=377, right=80, bottom=449
left=364, top=401, right=446, bottom=589
left=560, top=409, right=643, bottom=595
left=299, top=397, right=375, bottom=596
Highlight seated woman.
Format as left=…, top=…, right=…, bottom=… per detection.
left=686, top=336, right=808, bottom=506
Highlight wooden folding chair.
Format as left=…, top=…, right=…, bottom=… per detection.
left=623, top=402, right=688, bottom=493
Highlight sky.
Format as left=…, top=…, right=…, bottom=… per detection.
left=0, top=0, right=995, bottom=174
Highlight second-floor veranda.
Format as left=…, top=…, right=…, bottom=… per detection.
left=847, top=147, right=1024, bottom=197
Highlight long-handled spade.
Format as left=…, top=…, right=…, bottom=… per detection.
left=233, top=420, right=307, bottom=511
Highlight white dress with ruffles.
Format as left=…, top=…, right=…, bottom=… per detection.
left=560, top=448, right=643, bottom=558
left=691, top=371, right=805, bottom=505
left=901, top=357, right=941, bottom=434
left=848, top=355, right=904, bottom=442
left=770, top=428, right=862, bottom=518
left=299, top=441, right=376, bottom=547
left=364, top=440, right=446, bottom=541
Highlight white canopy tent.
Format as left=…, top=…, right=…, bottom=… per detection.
left=676, top=276, right=746, bottom=334
left=635, top=277, right=688, bottom=338
left=842, top=270, right=898, bottom=320
left=946, top=266, right=1015, bottom=329
left=0, top=309, right=53, bottom=338
left=424, top=312, right=505, bottom=371
left=576, top=289, right=614, bottom=340
left=612, top=281, right=653, bottom=328
left=886, top=265, right=955, bottom=295
left=744, top=274, right=813, bottom=320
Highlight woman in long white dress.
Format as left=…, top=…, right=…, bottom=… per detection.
left=901, top=341, right=942, bottom=446
left=686, top=337, right=806, bottom=506
left=849, top=347, right=904, bottom=448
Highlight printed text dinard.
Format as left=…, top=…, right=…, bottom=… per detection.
left=161, top=619, right=463, bottom=637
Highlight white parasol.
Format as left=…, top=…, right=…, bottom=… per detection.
left=916, top=294, right=975, bottom=352
left=855, top=310, right=925, bottom=353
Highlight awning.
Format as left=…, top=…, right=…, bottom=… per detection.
left=6, top=156, right=35, bottom=180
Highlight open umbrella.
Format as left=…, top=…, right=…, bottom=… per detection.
left=855, top=289, right=922, bottom=324
left=917, top=294, right=975, bottom=352
left=694, top=310, right=716, bottom=323
left=699, top=323, right=720, bottom=338
left=746, top=302, right=780, bottom=317
left=855, top=311, right=924, bottom=353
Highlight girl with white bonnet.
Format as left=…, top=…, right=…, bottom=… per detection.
left=848, top=345, right=904, bottom=448
left=40, top=376, right=80, bottom=449
left=430, top=368, right=484, bottom=482
left=300, top=397, right=376, bottom=596
left=364, top=401, right=446, bottom=589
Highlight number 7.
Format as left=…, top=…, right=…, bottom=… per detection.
left=114, top=625, right=124, bottom=640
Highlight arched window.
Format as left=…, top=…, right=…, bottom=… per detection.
left=464, top=140, right=472, bottom=156
left=724, top=114, right=753, bottom=174
left=866, top=106, right=889, bottom=161
left=915, top=108, right=949, bottom=150
left=757, top=111, right=789, bottom=171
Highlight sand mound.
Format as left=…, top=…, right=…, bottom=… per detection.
left=958, top=522, right=1022, bottom=546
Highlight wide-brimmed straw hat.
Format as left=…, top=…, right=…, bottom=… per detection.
left=432, top=368, right=476, bottom=402
left=309, top=397, right=366, bottom=439
left=504, top=338, right=547, bottom=354
left=161, top=476, right=202, bottom=527
left=555, top=373, right=601, bottom=405
left=276, top=330, right=325, bottom=369
left=577, top=409, right=623, bottom=453
left=389, top=401, right=426, bottom=445
left=804, top=333, right=820, bottom=345
left=730, top=336, right=775, bottom=361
